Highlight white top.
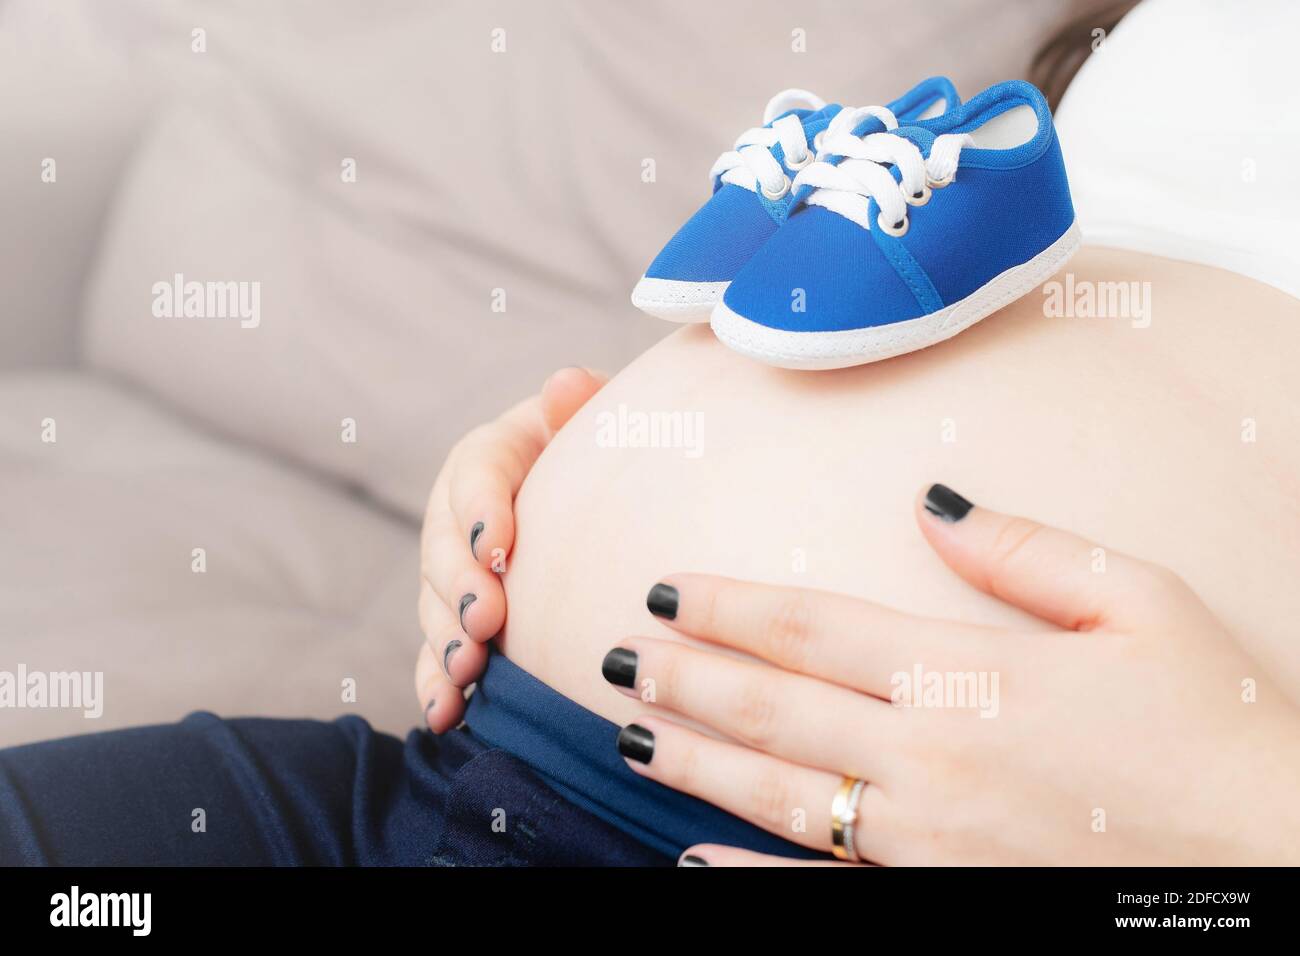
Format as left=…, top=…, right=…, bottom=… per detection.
left=1055, top=0, right=1300, bottom=300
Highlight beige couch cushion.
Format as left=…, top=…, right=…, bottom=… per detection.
left=79, top=0, right=1066, bottom=519
left=0, top=371, right=418, bottom=747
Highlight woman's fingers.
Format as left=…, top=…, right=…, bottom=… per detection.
left=643, top=575, right=999, bottom=698
left=414, top=640, right=467, bottom=733
left=540, top=366, right=607, bottom=435
left=603, top=638, right=898, bottom=781
left=915, top=483, right=1189, bottom=631
left=448, top=367, right=606, bottom=573
left=416, top=367, right=606, bottom=732
left=618, top=715, right=890, bottom=860
left=423, top=510, right=505, bottom=642
left=446, top=413, right=541, bottom=573
left=419, top=580, right=489, bottom=687
left=677, top=845, right=858, bottom=867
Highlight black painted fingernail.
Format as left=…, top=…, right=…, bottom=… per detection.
left=647, top=583, right=679, bottom=620
left=443, top=639, right=462, bottom=677
left=924, top=483, right=974, bottom=523
left=458, top=593, right=476, bottom=633
left=679, top=854, right=710, bottom=867
left=601, top=648, right=638, bottom=688
left=617, top=724, right=655, bottom=764
left=469, top=521, right=485, bottom=561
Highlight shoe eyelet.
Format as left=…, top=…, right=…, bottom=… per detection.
left=785, top=149, right=813, bottom=171
left=761, top=175, right=791, bottom=200
left=878, top=214, right=909, bottom=237
left=905, top=184, right=931, bottom=207
left=926, top=172, right=954, bottom=189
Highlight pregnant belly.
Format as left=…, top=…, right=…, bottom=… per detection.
left=500, top=247, right=1300, bottom=726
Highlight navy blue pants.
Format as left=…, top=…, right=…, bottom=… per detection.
left=0, top=653, right=815, bottom=866
left=0, top=712, right=668, bottom=866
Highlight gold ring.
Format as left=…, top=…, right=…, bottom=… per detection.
left=830, top=776, right=867, bottom=861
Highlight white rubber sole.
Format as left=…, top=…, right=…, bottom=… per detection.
left=631, top=276, right=729, bottom=323
left=710, top=221, right=1082, bottom=370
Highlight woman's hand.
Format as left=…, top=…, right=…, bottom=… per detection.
left=417, top=367, right=606, bottom=731
left=604, top=484, right=1300, bottom=865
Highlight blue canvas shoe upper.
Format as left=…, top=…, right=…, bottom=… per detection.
left=631, top=76, right=960, bottom=321
left=712, top=80, right=1079, bottom=368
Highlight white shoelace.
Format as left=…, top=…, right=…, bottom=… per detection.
left=709, top=88, right=827, bottom=198
left=794, top=111, right=974, bottom=235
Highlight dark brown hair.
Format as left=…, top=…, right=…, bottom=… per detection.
left=1029, top=0, right=1141, bottom=109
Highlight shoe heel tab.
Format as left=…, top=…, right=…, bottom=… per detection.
left=939, top=80, right=1057, bottom=168
left=950, top=80, right=1053, bottom=132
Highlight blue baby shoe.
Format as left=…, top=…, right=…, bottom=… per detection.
left=631, top=76, right=961, bottom=322
left=711, top=80, right=1080, bottom=368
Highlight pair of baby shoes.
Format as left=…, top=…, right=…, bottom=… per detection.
left=631, top=77, right=1079, bottom=370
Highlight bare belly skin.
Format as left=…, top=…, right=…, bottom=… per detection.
left=500, top=247, right=1300, bottom=727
